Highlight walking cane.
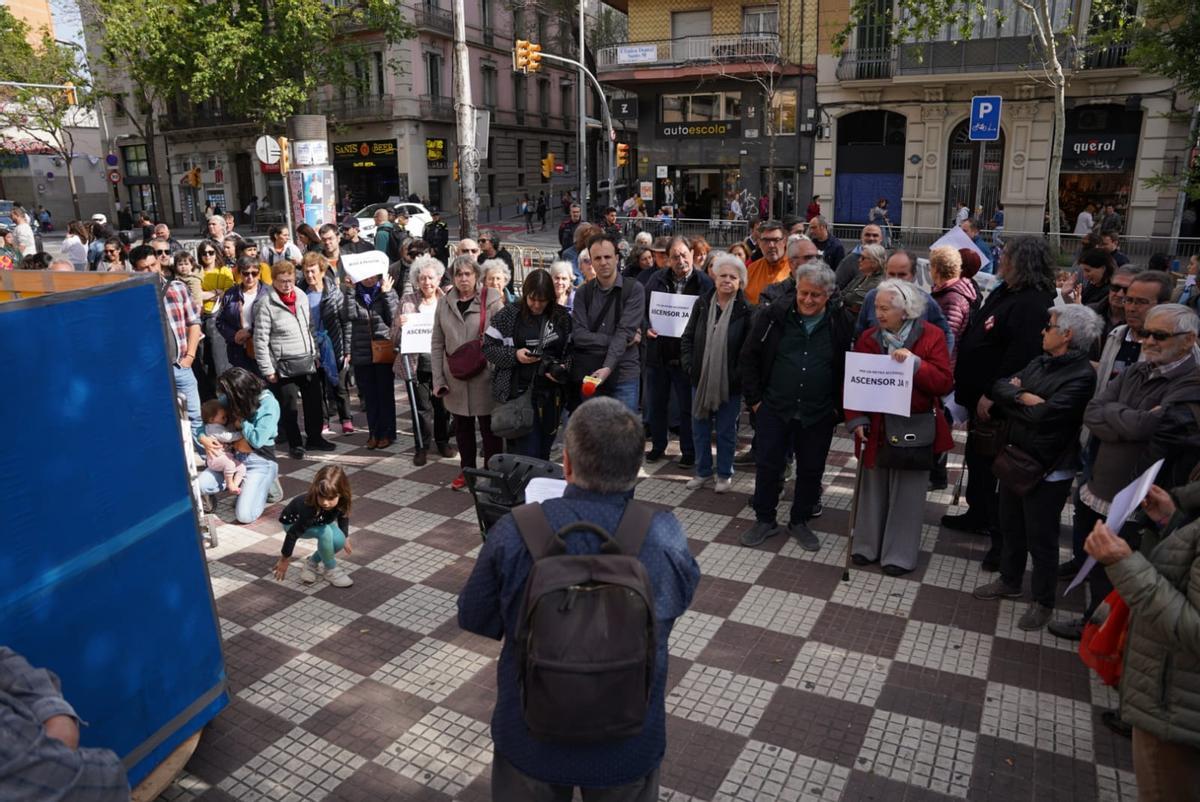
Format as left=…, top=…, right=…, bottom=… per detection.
left=951, top=460, right=965, bottom=507
left=399, top=351, right=425, bottom=453
left=842, top=434, right=866, bottom=582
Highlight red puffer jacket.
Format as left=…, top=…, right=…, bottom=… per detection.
left=845, top=322, right=955, bottom=470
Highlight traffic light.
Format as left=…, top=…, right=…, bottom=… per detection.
left=541, top=153, right=555, bottom=179
left=616, top=143, right=630, bottom=168
left=527, top=43, right=543, bottom=73
left=62, top=81, right=77, bottom=106
left=514, top=40, right=531, bottom=72
left=278, top=136, right=290, bottom=173
left=453, top=160, right=459, bottom=181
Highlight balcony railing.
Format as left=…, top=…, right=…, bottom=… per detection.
left=835, top=47, right=894, bottom=80
left=597, top=33, right=780, bottom=72
left=1080, top=41, right=1130, bottom=70
left=414, top=5, right=453, bottom=34
left=419, top=94, right=455, bottom=121
left=312, top=94, right=395, bottom=121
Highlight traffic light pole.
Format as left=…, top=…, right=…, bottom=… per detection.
left=534, top=52, right=616, bottom=213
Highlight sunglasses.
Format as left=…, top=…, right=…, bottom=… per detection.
left=241, top=270, right=260, bottom=277
left=1140, top=329, right=1182, bottom=341
left=104, top=249, right=119, bottom=255
left=200, top=250, right=215, bottom=256
left=154, top=249, right=170, bottom=255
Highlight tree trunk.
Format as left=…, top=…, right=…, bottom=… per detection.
left=65, top=153, right=82, bottom=220
left=452, top=0, right=477, bottom=238
left=1048, top=71, right=1066, bottom=254
left=142, top=111, right=163, bottom=220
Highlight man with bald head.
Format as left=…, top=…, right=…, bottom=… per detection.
left=835, top=224, right=885, bottom=289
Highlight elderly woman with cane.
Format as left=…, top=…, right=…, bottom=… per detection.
left=845, top=279, right=954, bottom=576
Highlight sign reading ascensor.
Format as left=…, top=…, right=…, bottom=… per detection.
left=658, top=120, right=741, bottom=139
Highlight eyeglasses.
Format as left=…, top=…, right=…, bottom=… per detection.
left=1140, top=329, right=1183, bottom=342
left=1042, top=324, right=1062, bottom=333
left=1109, top=285, right=1129, bottom=294
left=760, top=236, right=784, bottom=244
left=200, top=250, right=215, bottom=257
left=104, top=249, right=119, bottom=255
left=478, top=238, right=491, bottom=243
left=241, top=270, right=260, bottom=277
left=154, top=249, right=170, bottom=256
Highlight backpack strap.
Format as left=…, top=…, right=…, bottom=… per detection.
left=610, top=500, right=654, bottom=557
left=512, top=503, right=561, bottom=561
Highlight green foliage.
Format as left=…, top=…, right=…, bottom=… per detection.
left=0, top=7, right=93, bottom=141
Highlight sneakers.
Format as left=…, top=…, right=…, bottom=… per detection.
left=341, top=420, right=355, bottom=434
left=809, top=502, right=824, bottom=519
left=1048, top=616, right=1085, bottom=641
left=715, top=477, right=732, bottom=494
left=324, top=565, right=354, bottom=588
left=782, top=462, right=795, bottom=482
left=450, top=473, right=467, bottom=491
left=686, top=475, right=710, bottom=490
left=321, top=423, right=332, bottom=436
left=973, top=579, right=1022, bottom=600
left=740, top=521, right=779, bottom=547
left=1017, top=602, right=1053, bottom=631
left=787, top=520, right=820, bottom=552
left=300, top=559, right=322, bottom=584
left=413, top=449, right=428, bottom=466
left=733, top=448, right=756, bottom=465
left=267, top=479, right=284, bottom=504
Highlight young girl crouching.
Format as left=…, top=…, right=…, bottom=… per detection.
left=273, top=465, right=354, bottom=587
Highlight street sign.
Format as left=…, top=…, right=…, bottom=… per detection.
left=255, top=135, right=281, bottom=165
left=969, top=96, right=1002, bottom=142
left=612, top=98, right=638, bottom=120
left=107, top=169, right=121, bottom=185
left=554, top=163, right=564, bottom=173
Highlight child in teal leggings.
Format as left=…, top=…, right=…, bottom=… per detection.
left=273, top=465, right=354, bottom=587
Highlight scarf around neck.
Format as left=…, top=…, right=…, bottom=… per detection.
left=879, top=319, right=918, bottom=353
left=692, top=293, right=735, bottom=417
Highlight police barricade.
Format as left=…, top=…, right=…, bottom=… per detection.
left=616, top=217, right=748, bottom=248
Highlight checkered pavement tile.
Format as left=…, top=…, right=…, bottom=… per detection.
left=157, top=405, right=1138, bottom=801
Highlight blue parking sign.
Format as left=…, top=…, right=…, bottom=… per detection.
left=970, top=96, right=1002, bottom=141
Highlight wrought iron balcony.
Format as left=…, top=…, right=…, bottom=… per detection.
left=419, top=94, right=455, bottom=121
left=597, top=33, right=780, bottom=72
left=316, top=94, right=395, bottom=121
left=835, top=47, right=894, bottom=80
left=413, top=5, right=453, bottom=35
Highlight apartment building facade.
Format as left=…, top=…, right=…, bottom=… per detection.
left=597, top=0, right=818, bottom=220
left=99, top=1, right=588, bottom=230
left=816, top=0, right=1199, bottom=237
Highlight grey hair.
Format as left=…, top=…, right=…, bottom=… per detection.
left=480, top=258, right=510, bottom=284
left=48, top=257, right=75, bottom=271
left=410, top=254, right=446, bottom=289
left=708, top=251, right=747, bottom=287
left=549, top=260, right=575, bottom=280
left=1145, top=303, right=1200, bottom=336
left=876, top=278, right=927, bottom=320
left=449, top=254, right=480, bottom=279
left=859, top=243, right=888, bottom=270
left=794, top=260, right=836, bottom=292
left=1050, top=303, right=1104, bottom=351
left=811, top=215, right=829, bottom=230
left=634, top=231, right=653, bottom=247
left=786, top=233, right=813, bottom=259
left=564, top=396, right=645, bottom=493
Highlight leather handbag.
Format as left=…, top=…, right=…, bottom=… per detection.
left=276, top=352, right=316, bottom=378
left=993, top=444, right=1046, bottom=495
left=968, top=417, right=1008, bottom=458
left=492, top=387, right=536, bottom=440
left=371, top=337, right=396, bottom=365
left=447, top=288, right=490, bottom=380
left=875, top=411, right=937, bottom=471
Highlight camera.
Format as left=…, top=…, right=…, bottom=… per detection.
left=539, top=356, right=570, bottom=384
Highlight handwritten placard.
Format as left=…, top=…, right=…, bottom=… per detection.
left=341, top=250, right=389, bottom=283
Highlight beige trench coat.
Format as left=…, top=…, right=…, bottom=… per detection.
left=431, top=287, right=505, bottom=417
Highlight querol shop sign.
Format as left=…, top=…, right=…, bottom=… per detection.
left=658, top=120, right=741, bottom=139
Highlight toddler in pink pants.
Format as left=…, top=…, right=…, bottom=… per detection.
left=201, top=399, right=247, bottom=494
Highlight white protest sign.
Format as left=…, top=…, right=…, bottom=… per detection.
left=929, top=224, right=991, bottom=272
left=400, top=312, right=435, bottom=354
left=525, top=477, right=567, bottom=504
left=1066, top=458, right=1164, bottom=595
left=843, top=352, right=915, bottom=416
left=648, top=291, right=697, bottom=338
left=341, top=250, right=389, bottom=283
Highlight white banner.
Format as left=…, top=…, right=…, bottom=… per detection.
left=648, top=291, right=698, bottom=338
left=843, top=352, right=915, bottom=416
left=929, top=224, right=991, bottom=272
left=400, top=312, right=435, bottom=354
left=341, top=250, right=389, bottom=283
left=616, top=44, right=658, bottom=65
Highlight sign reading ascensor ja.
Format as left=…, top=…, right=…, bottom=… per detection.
left=658, top=120, right=741, bottom=139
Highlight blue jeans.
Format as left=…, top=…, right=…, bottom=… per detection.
left=173, top=364, right=202, bottom=437
left=599, top=378, right=640, bottom=414
left=301, top=523, right=346, bottom=569
left=691, top=394, right=741, bottom=479
left=648, top=365, right=694, bottom=458
left=198, top=451, right=279, bottom=524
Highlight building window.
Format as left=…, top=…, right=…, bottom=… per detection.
left=487, top=136, right=494, bottom=169
left=487, top=174, right=495, bottom=205
left=512, top=5, right=525, bottom=37
left=770, top=90, right=797, bottom=135
left=517, top=142, right=526, bottom=186
left=122, top=144, right=150, bottom=177
left=671, top=9, right=712, bottom=39
left=426, top=52, right=443, bottom=97
left=537, top=13, right=547, bottom=42
left=113, top=94, right=128, bottom=118
left=742, top=5, right=778, bottom=35
left=660, top=91, right=741, bottom=123
left=560, top=85, right=572, bottom=122
left=514, top=74, right=526, bottom=122
left=480, top=0, right=493, bottom=45
left=538, top=79, right=550, bottom=114
left=374, top=52, right=385, bottom=96
left=482, top=66, right=497, bottom=108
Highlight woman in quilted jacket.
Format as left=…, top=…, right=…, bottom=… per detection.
left=344, top=270, right=399, bottom=449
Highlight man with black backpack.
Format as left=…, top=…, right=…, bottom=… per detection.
left=458, top=397, right=700, bottom=801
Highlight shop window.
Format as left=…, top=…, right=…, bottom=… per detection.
left=742, top=6, right=778, bottom=36
left=660, top=92, right=741, bottom=123
left=770, top=90, right=797, bottom=135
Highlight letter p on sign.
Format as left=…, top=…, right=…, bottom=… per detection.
left=970, top=95, right=1002, bottom=141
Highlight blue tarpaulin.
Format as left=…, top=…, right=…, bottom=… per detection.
left=834, top=173, right=903, bottom=227
left=0, top=275, right=227, bottom=787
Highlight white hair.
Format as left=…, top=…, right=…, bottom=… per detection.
left=480, top=257, right=510, bottom=284
left=549, top=260, right=574, bottom=280
left=634, top=231, right=653, bottom=247
left=410, top=254, right=446, bottom=290
left=1050, top=303, right=1104, bottom=350
left=707, top=251, right=747, bottom=287
left=875, top=278, right=927, bottom=320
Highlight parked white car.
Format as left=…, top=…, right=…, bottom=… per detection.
left=354, top=200, right=432, bottom=241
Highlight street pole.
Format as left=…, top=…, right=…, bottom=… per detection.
left=577, top=0, right=587, bottom=218
left=453, top=0, right=479, bottom=238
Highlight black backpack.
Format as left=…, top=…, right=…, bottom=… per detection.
left=511, top=501, right=657, bottom=744
left=378, top=223, right=404, bottom=264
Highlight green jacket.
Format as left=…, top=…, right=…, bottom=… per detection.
left=1109, top=480, right=1200, bottom=748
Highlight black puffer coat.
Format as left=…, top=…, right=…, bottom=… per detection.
left=312, top=273, right=348, bottom=362
left=343, top=284, right=399, bottom=367
left=954, top=282, right=1055, bottom=408
left=680, top=289, right=752, bottom=396
left=989, top=348, right=1097, bottom=470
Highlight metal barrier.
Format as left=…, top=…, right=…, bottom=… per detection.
left=615, top=217, right=748, bottom=248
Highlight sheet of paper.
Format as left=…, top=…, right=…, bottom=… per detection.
left=1065, top=458, right=1164, bottom=595
left=648, top=291, right=698, bottom=338
left=341, top=250, right=389, bottom=283
left=928, top=225, right=991, bottom=272
left=524, top=477, right=567, bottom=504
left=399, top=312, right=435, bottom=354
left=943, top=391, right=970, bottom=425
left=842, top=352, right=915, bottom=417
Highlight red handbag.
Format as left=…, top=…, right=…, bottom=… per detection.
left=446, top=288, right=489, bottom=380
left=1079, top=589, right=1130, bottom=687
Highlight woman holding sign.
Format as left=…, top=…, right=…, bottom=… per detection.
left=845, top=279, right=954, bottom=576
left=344, top=268, right=399, bottom=449
left=393, top=256, right=454, bottom=466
